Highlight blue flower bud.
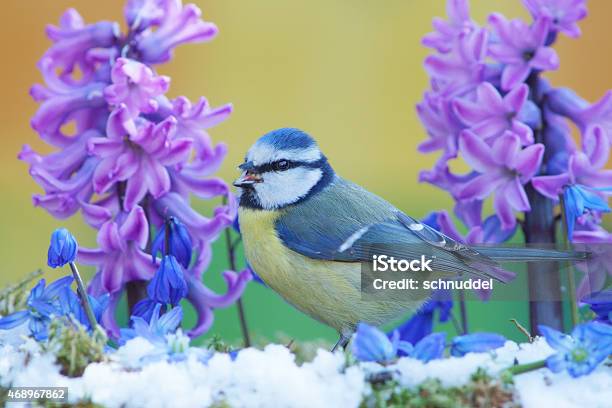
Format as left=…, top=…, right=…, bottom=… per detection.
left=451, top=332, right=506, bottom=357
left=352, top=323, right=397, bottom=363
left=412, top=332, right=446, bottom=362
left=151, top=217, right=193, bottom=269
left=47, top=228, right=78, bottom=268
left=147, top=255, right=188, bottom=306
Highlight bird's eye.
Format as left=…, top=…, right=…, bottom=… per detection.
left=274, top=160, right=290, bottom=171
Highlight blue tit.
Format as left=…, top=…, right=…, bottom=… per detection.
left=234, top=128, right=584, bottom=350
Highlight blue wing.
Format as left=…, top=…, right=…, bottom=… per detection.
left=275, top=177, right=508, bottom=282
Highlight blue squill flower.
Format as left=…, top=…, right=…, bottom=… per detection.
left=0, top=276, right=73, bottom=340
left=58, top=287, right=109, bottom=330
left=119, top=304, right=209, bottom=365
left=410, top=332, right=447, bottom=362
left=132, top=298, right=166, bottom=322
left=147, top=255, right=188, bottom=306
left=47, top=228, right=78, bottom=268
left=352, top=324, right=446, bottom=363
left=394, top=290, right=453, bottom=346
left=563, top=184, right=610, bottom=239
left=352, top=323, right=412, bottom=363
left=377, top=331, right=446, bottom=363
left=582, top=290, right=612, bottom=324
left=141, top=329, right=210, bottom=365
left=151, top=217, right=193, bottom=268
left=450, top=332, right=507, bottom=357
left=120, top=303, right=182, bottom=345
left=539, top=322, right=612, bottom=377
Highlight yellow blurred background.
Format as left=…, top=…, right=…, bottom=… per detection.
left=1, top=0, right=611, bottom=342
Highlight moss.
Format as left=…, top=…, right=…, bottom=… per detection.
left=0, top=269, right=43, bottom=316
left=43, top=318, right=107, bottom=377
left=275, top=333, right=331, bottom=364
left=362, top=368, right=519, bottom=408
left=205, top=334, right=234, bottom=353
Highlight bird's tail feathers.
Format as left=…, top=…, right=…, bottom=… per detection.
left=473, top=246, right=589, bottom=262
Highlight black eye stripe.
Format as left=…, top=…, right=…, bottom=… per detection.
left=256, top=160, right=297, bottom=173
left=252, top=157, right=328, bottom=173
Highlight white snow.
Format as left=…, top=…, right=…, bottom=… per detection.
left=0, top=334, right=610, bottom=408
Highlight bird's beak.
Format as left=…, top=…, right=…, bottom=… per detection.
left=233, top=170, right=263, bottom=187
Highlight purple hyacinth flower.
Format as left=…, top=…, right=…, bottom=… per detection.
left=78, top=206, right=157, bottom=293
left=450, top=332, right=506, bottom=356
left=416, top=94, right=463, bottom=160
left=88, top=105, right=193, bottom=210
left=424, top=28, right=488, bottom=97
left=422, top=0, right=475, bottom=53
left=548, top=88, right=612, bottom=145
left=419, top=164, right=478, bottom=200
left=184, top=266, right=252, bottom=337
left=532, top=125, right=612, bottom=199
left=44, top=8, right=119, bottom=77
left=488, top=14, right=559, bottom=90
left=29, top=74, right=107, bottom=148
left=166, top=96, right=233, bottom=154
left=104, top=58, right=170, bottom=117
left=147, top=255, right=188, bottom=306
left=28, top=157, right=97, bottom=219
left=453, top=82, right=533, bottom=144
left=523, top=0, right=587, bottom=38
left=539, top=322, right=612, bottom=378
left=154, top=192, right=236, bottom=244
left=26, top=1, right=241, bottom=341
left=135, top=1, right=218, bottom=64
left=124, top=0, right=166, bottom=31
left=457, top=131, right=544, bottom=229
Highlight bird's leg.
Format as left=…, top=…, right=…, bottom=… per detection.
left=331, top=333, right=351, bottom=353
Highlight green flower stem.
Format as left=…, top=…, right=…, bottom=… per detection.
left=559, top=193, right=579, bottom=328
left=503, top=359, right=547, bottom=376
left=68, top=262, right=98, bottom=330
left=225, top=226, right=251, bottom=347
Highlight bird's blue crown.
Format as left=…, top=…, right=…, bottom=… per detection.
left=255, top=128, right=318, bottom=151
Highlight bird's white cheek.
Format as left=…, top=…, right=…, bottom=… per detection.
left=254, top=168, right=323, bottom=209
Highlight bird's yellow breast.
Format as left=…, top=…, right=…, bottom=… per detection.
left=238, top=207, right=420, bottom=334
